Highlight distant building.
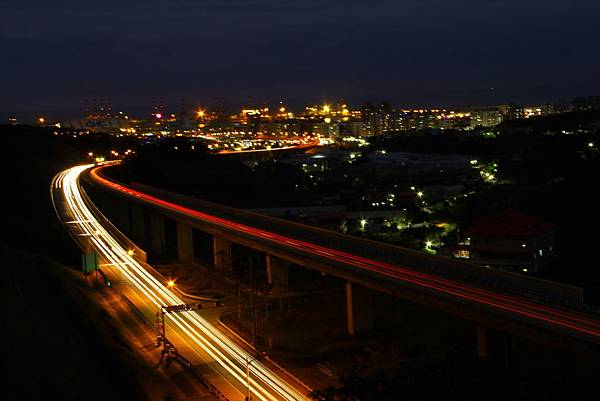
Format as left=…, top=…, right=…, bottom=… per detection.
left=499, top=103, right=524, bottom=120
left=572, top=96, right=600, bottom=111
left=363, top=151, right=472, bottom=178
left=339, top=121, right=367, bottom=137
left=62, top=116, right=129, bottom=133
left=522, top=106, right=543, bottom=119
left=453, top=209, right=555, bottom=273
left=470, top=107, right=503, bottom=128
left=313, top=122, right=339, bottom=138
left=362, top=102, right=394, bottom=135
left=394, top=109, right=440, bottom=131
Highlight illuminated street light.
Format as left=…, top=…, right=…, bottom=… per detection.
left=127, top=249, right=134, bottom=256
left=425, top=240, right=433, bottom=248
left=360, top=219, right=368, bottom=231
left=322, top=104, right=331, bottom=113
left=167, top=279, right=176, bottom=288
left=38, top=117, right=45, bottom=124
left=589, top=142, right=595, bottom=148
left=196, top=109, right=206, bottom=118
left=417, top=191, right=424, bottom=198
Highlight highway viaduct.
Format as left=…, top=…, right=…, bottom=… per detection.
left=82, top=164, right=600, bottom=358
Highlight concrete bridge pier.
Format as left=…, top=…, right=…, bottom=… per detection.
left=131, top=206, right=146, bottom=246
left=150, top=213, right=167, bottom=257
left=176, top=222, right=194, bottom=262
left=116, top=200, right=131, bottom=233
left=346, top=282, right=375, bottom=335
left=477, top=324, right=488, bottom=358
left=266, top=255, right=289, bottom=295
left=213, top=237, right=232, bottom=270
left=94, top=192, right=112, bottom=219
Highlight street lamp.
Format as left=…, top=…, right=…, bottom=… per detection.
left=167, top=279, right=176, bottom=288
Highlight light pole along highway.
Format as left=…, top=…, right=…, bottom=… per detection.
left=51, top=164, right=310, bottom=401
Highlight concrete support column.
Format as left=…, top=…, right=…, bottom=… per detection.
left=266, top=255, right=289, bottom=296
left=176, top=222, right=194, bottom=263
left=213, top=237, right=232, bottom=270
left=117, top=200, right=130, bottom=233
left=150, top=213, right=167, bottom=256
left=131, top=206, right=146, bottom=246
left=95, top=192, right=112, bottom=218
left=477, top=325, right=488, bottom=358
left=346, top=282, right=374, bottom=335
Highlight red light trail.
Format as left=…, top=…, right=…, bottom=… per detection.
left=90, top=165, right=600, bottom=341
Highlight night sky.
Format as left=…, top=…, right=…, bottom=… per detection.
left=2, top=0, right=600, bottom=117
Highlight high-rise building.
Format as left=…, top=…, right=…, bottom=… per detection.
left=470, top=107, right=503, bottom=128
left=362, top=102, right=394, bottom=136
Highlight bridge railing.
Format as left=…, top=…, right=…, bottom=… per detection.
left=86, top=169, right=586, bottom=309
left=127, top=181, right=586, bottom=308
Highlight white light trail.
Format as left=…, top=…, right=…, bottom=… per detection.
left=53, top=165, right=308, bottom=401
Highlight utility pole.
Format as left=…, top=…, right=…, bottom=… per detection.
left=245, top=356, right=258, bottom=401
left=156, top=303, right=210, bottom=366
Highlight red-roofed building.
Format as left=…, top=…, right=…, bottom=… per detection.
left=453, top=209, right=555, bottom=273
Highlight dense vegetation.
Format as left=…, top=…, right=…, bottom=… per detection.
left=370, top=116, right=600, bottom=302
left=108, top=137, right=315, bottom=207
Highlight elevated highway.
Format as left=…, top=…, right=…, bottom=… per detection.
left=84, top=162, right=600, bottom=354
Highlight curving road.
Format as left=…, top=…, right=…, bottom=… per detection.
left=52, top=164, right=310, bottom=401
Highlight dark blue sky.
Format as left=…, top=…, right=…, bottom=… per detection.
left=2, top=0, right=600, bottom=117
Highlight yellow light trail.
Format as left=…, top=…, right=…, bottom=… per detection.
left=52, top=165, right=309, bottom=401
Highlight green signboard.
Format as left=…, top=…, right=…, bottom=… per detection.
left=81, top=252, right=98, bottom=275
